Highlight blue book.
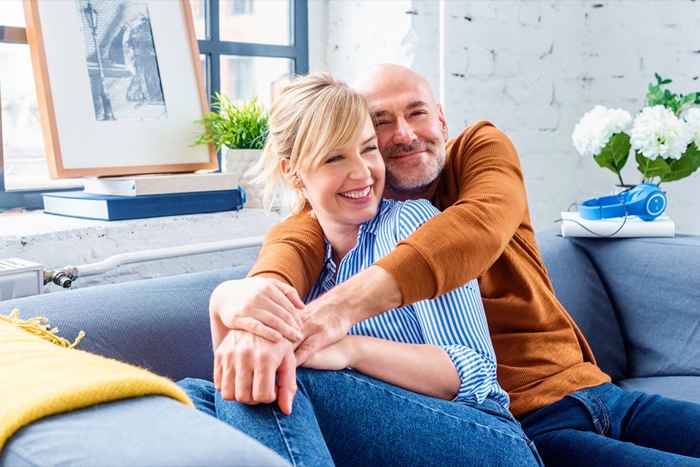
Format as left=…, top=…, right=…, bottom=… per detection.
left=42, top=189, right=246, bottom=221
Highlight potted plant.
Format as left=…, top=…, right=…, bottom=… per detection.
left=572, top=74, right=700, bottom=202
left=195, top=93, right=269, bottom=208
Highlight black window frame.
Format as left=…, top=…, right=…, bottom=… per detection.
left=0, top=0, right=309, bottom=210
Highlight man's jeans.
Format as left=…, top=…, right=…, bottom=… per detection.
left=179, top=368, right=542, bottom=467
left=521, top=383, right=700, bottom=466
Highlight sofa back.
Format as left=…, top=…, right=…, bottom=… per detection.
left=535, top=231, right=628, bottom=381
left=0, top=257, right=258, bottom=383
left=567, top=235, right=700, bottom=380
left=3, top=231, right=697, bottom=385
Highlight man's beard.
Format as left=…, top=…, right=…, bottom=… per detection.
left=384, top=139, right=446, bottom=194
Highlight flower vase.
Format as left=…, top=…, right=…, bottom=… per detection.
left=221, top=147, right=263, bottom=208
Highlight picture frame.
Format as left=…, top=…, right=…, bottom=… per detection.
left=23, top=0, right=217, bottom=179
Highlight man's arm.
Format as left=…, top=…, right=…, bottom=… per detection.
left=295, top=124, right=526, bottom=363
left=247, top=208, right=327, bottom=299
left=376, top=122, right=527, bottom=305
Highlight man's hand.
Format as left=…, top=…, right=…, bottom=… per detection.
left=294, top=296, right=354, bottom=366
left=294, top=266, right=401, bottom=365
left=210, top=277, right=306, bottom=344
left=214, top=329, right=297, bottom=415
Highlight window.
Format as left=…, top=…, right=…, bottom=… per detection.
left=0, top=0, right=308, bottom=210
left=230, top=0, right=254, bottom=16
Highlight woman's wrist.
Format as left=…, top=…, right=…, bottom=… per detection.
left=345, top=335, right=368, bottom=368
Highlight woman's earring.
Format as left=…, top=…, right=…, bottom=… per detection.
left=292, top=174, right=304, bottom=189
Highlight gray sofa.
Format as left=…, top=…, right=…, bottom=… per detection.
left=1, top=231, right=699, bottom=466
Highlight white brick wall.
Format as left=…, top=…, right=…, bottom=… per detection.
left=310, top=0, right=700, bottom=234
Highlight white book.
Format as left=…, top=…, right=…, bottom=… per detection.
left=560, top=211, right=675, bottom=238
left=83, top=172, right=239, bottom=196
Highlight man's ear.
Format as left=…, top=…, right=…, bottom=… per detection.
left=436, top=103, right=448, bottom=140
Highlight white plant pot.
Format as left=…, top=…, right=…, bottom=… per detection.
left=221, top=148, right=264, bottom=208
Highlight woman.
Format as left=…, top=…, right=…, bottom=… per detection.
left=179, top=73, right=542, bottom=467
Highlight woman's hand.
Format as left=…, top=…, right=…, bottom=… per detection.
left=214, top=329, right=298, bottom=416
left=209, top=277, right=306, bottom=345
left=302, top=336, right=361, bottom=371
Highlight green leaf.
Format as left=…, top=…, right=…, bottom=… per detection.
left=193, top=94, right=269, bottom=150
left=593, top=132, right=631, bottom=177
left=661, top=143, right=700, bottom=182
left=636, top=152, right=672, bottom=180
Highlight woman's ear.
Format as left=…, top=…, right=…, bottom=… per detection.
left=280, top=158, right=304, bottom=189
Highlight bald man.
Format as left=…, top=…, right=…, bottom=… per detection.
left=210, top=65, right=700, bottom=466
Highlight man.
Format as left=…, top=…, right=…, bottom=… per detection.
left=211, top=64, right=700, bottom=466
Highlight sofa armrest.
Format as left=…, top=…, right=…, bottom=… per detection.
left=0, top=266, right=249, bottom=381
left=1, top=396, right=290, bottom=467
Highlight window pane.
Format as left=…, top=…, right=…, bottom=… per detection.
left=220, top=55, right=293, bottom=109
left=200, top=54, right=209, bottom=97
left=219, top=0, right=290, bottom=45
left=0, top=0, right=25, bottom=27
left=190, top=0, right=207, bottom=40
left=1, top=43, right=80, bottom=191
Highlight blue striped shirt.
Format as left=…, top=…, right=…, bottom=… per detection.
left=305, top=199, right=509, bottom=408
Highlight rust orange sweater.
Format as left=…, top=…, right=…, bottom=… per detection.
left=249, top=120, right=610, bottom=417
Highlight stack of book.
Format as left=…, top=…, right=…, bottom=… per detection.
left=42, top=172, right=246, bottom=221
left=559, top=211, right=675, bottom=238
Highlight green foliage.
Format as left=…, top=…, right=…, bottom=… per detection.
left=195, top=94, right=269, bottom=150
left=634, top=144, right=700, bottom=184
left=646, top=73, right=700, bottom=116
left=593, top=132, right=630, bottom=184
left=635, top=152, right=671, bottom=181
left=660, top=143, right=700, bottom=183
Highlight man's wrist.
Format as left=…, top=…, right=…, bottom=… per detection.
left=341, top=266, right=402, bottom=323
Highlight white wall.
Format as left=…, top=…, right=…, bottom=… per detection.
left=309, top=0, right=700, bottom=234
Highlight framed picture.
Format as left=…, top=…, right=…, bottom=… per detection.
left=23, top=0, right=216, bottom=178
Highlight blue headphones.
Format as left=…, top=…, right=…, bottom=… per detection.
left=578, top=183, right=667, bottom=222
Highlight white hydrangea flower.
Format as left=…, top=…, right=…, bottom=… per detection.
left=683, top=107, right=700, bottom=148
left=630, top=105, right=691, bottom=160
left=572, top=105, right=632, bottom=158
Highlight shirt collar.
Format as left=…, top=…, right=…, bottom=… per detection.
left=321, top=199, right=390, bottom=265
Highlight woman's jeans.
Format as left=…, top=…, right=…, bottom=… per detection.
left=179, top=368, right=542, bottom=467
left=521, top=383, right=700, bottom=467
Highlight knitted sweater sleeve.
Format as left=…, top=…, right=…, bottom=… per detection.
left=375, top=122, right=528, bottom=305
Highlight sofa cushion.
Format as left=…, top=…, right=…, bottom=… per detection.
left=0, top=396, right=289, bottom=467
left=618, top=377, right=700, bottom=405
left=535, top=231, right=628, bottom=381
left=0, top=261, right=257, bottom=382
left=573, top=235, right=700, bottom=379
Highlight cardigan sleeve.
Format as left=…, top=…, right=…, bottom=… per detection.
left=394, top=199, right=503, bottom=405
left=375, top=122, right=527, bottom=305
left=247, top=208, right=326, bottom=299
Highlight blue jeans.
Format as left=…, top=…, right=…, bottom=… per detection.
left=521, top=383, right=700, bottom=466
left=179, top=368, right=543, bottom=467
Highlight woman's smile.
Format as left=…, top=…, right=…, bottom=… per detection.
left=338, top=185, right=373, bottom=202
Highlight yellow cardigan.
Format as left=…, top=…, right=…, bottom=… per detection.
left=0, top=310, right=193, bottom=451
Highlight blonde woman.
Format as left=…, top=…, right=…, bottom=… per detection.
left=179, top=74, right=541, bottom=467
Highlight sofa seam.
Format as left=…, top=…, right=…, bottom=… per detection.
left=2, top=446, right=44, bottom=467
left=570, top=238, right=632, bottom=380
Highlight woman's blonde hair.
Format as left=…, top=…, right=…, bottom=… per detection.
left=248, top=72, right=370, bottom=214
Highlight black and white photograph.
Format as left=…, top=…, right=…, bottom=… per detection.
left=78, top=0, right=167, bottom=121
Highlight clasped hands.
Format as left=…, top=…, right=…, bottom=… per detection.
left=210, top=277, right=354, bottom=415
